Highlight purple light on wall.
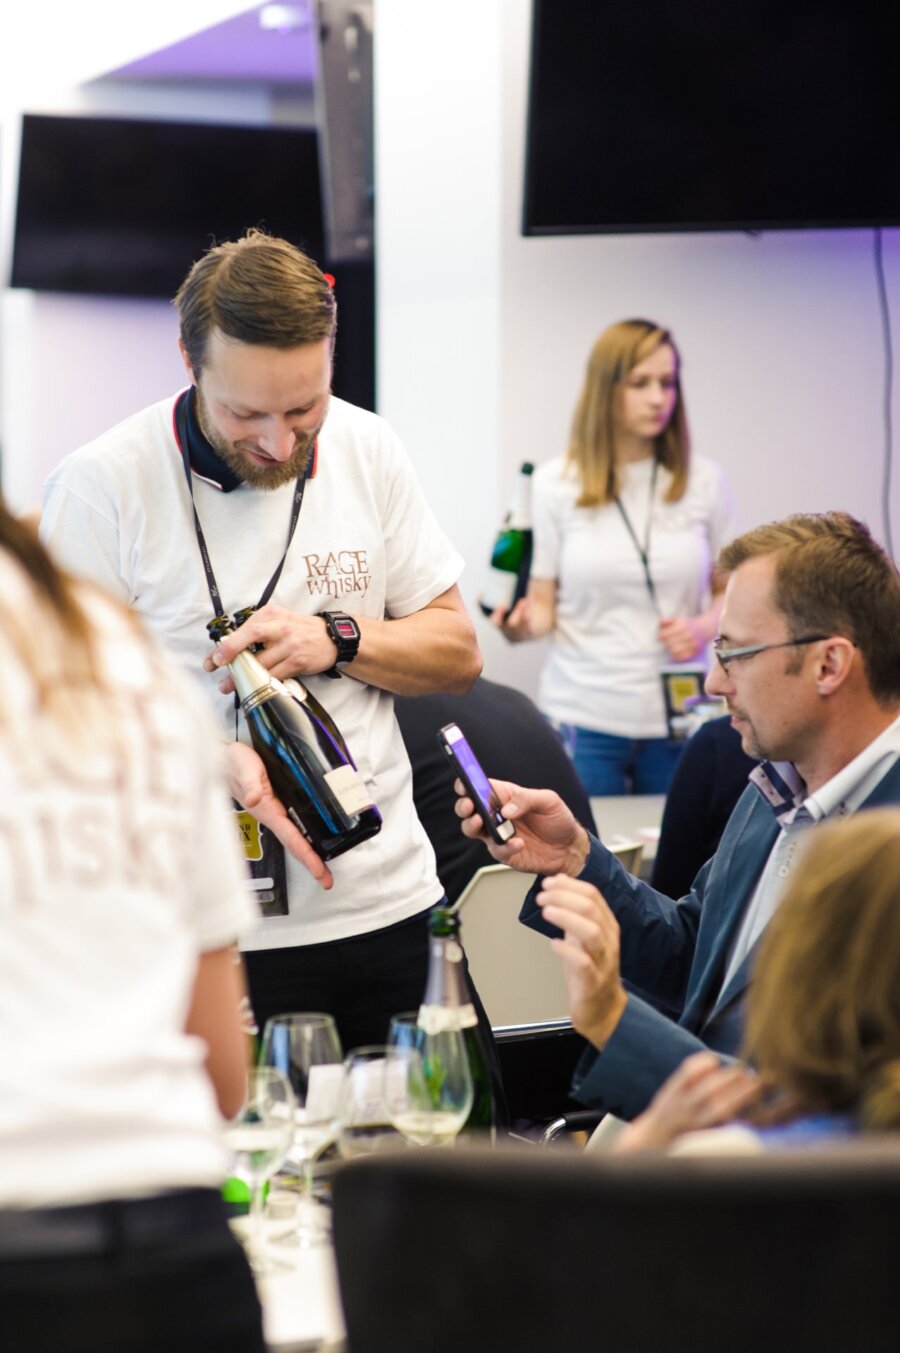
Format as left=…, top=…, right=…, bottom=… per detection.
left=110, top=4, right=316, bottom=84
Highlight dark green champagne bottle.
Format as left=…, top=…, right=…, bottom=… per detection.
left=418, top=905, right=496, bottom=1138
left=479, top=460, right=534, bottom=617
left=208, top=614, right=382, bottom=861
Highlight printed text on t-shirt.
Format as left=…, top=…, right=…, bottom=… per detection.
left=302, top=550, right=372, bottom=598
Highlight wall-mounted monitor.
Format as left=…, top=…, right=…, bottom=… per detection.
left=523, top=0, right=900, bottom=236
left=10, top=112, right=374, bottom=409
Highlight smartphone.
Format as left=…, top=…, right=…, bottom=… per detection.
left=437, top=722, right=515, bottom=845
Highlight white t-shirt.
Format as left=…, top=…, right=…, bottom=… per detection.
left=41, top=394, right=461, bottom=948
left=0, top=566, right=257, bottom=1207
left=531, top=454, right=737, bottom=738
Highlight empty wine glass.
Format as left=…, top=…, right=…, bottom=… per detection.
left=223, top=1066, right=295, bottom=1276
left=337, top=1046, right=409, bottom=1158
left=386, top=1013, right=474, bottom=1146
left=259, top=1012, right=344, bottom=1248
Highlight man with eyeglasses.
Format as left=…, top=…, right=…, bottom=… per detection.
left=455, top=511, right=900, bottom=1119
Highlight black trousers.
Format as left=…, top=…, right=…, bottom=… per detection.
left=0, top=1189, right=265, bottom=1353
left=244, top=903, right=509, bottom=1125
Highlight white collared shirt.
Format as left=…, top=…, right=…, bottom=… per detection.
left=719, top=711, right=900, bottom=995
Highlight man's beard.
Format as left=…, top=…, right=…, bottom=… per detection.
left=195, top=389, right=323, bottom=491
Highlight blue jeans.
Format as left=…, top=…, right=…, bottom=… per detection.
left=557, top=724, right=684, bottom=796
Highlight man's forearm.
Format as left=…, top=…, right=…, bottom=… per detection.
left=351, top=601, right=482, bottom=696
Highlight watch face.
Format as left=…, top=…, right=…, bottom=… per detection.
left=333, top=617, right=358, bottom=641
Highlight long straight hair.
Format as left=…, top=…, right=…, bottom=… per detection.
left=566, top=318, right=690, bottom=507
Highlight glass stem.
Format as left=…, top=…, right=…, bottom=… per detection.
left=301, top=1154, right=315, bottom=1211
left=248, top=1176, right=266, bottom=1252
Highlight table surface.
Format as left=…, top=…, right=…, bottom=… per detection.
left=231, top=1210, right=346, bottom=1352
left=589, top=793, right=666, bottom=865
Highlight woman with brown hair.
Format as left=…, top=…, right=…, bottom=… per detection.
left=0, top=504, right=265, bottom=1350
left=615, top=809, right=900, bottom=1152
left=494, top=318, right=736, bottom=795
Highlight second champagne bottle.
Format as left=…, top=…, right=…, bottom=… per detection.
left=208, top=613, right=382, bottom=862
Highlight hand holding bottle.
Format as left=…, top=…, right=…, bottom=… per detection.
left=224, top=742, right=335, bottom=888
left=489, top=594, right=533, bottom=642
left=454, top=776, right=591, bottom=877
left=205, top=602, right=342, bottom=693
left=209, top=611, right=382, bottom=866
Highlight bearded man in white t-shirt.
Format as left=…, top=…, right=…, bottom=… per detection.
left=40, top=231, right=500, bottom=1089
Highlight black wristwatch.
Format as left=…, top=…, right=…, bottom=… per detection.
left=321, top=610, right=361, bottom=678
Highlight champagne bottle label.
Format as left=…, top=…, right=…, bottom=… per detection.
left=417, top=1002, right=478, bottom=1033
left=480, top=563, right=520, bottom=613
left=324, top=763, right=375, bottom=815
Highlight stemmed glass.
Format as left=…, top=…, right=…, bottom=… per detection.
left=223, top=1066, right=295, bottom=1276
left=337, top=1046, right=409, bottom=1158
left=385, top=1013, right=474, bottom=1147
left=259, top=1013, right=344, bottom=1248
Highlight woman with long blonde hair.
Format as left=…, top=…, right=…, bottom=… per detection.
left=494, top=319, right=736, bottom=795
left=0, top=502, right=265, bottom=1351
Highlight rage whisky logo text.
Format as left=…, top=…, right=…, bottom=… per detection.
left=302, top=549, right=372, bottom=599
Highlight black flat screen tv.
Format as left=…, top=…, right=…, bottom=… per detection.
left=10, top=112, right=375, bottom=409
left=523, top=0, right=900, bottom=235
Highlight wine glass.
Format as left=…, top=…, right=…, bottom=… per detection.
left=259, top=1012, right=344, bottom=1248
left=385, top=1013, right=474, bottom=1146
left=337, top=1046, right=409, bottom=1158
left=223, top=1066, right=295, bottom=1276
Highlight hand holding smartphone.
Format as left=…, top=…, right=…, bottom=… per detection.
left=436, top=722, right=515, bottom=846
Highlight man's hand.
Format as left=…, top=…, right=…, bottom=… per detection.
left=536, top=875, right=628, bottom=1049
left=613, top=1051, right=761, bottom=1153
left=205, top=603, right=338, bottom=694
left=224, top=742, right=334, bottom=890
left=454, top=778, right=590, bottom=877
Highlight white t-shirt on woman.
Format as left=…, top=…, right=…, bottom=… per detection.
left=0, top=566, right=257, bottom=1208
left=531, top=454, right=737, bottom=739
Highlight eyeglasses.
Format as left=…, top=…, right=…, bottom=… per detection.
left=712, top=635, right=830, bottom=674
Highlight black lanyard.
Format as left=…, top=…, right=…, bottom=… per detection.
left=174, top=388, right=310, bottom=619
left=614, top=459, right=660, bottom=614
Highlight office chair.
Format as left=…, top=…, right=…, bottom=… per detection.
left=333, top=1140, right=900, bottom=1353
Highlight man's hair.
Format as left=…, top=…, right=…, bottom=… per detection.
left=566, top=318, right=690, bottom=508
left=744, top=809, right=900, bottom=1130
left=174, top=229, right=337, bottom=376
left=717, top=511, right=900, bottom=705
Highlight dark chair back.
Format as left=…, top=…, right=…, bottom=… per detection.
left=332, top=1140, right=900, bottom=1353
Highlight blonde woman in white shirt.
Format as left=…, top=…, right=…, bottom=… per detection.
left=0, top=503, right=265, bottom=1353
left=495, top=319, right=736, bottom=795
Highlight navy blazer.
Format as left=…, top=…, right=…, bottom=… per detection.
left=521, top=759, right=900, bottom=1121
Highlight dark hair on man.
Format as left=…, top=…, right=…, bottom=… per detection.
left=174, top=229, right=337, bottom=376
left=717, top=511, right=900, bottom=705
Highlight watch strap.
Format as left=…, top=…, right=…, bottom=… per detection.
left=321, top=610, right=360, bottom=677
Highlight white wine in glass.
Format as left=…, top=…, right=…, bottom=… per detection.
left=223, top=1066, right=295, bottom=1276
left=386, top=1016, right=474, bottom=1147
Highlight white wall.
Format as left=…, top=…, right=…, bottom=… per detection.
left=2, top=0, right=898, bottom=698
left=0, top=74, right=311, bottom=513
left=376, top=0, right=899, bottom=696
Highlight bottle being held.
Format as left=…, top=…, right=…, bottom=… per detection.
left=479, top=460, right=534, bottom=618
left=207, top=613, right=382, bottom=862
left=418, top=905, right=496, bottom=1138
